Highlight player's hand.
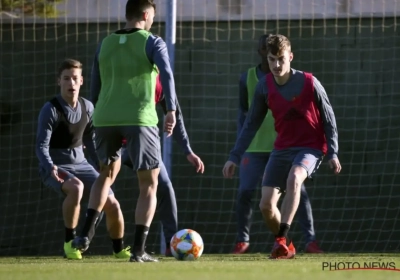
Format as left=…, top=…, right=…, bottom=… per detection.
left=222, top=161, right=237, bottom=178
left=50, top=165, right=64, bottom=183
left=328, top=157, right=342, bottom=174
left=164, top=111, right=176, bottom=137
left=186, top=153, right=205, bottom=174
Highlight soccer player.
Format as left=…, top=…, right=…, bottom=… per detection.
left=223, top=34, right=341, bottom=259
left=121, top=74, right=205, bottom=256
left=233, top=34, right=323, bottom=254
left=72, top=0, right=177, bottom=262
left=36, top=59, right=130, bottom=260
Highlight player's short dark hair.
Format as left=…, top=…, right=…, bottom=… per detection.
left=125, top=0, right=156, bottom=21
left=57, top=59, right=82, bottom=77
left=258, top=34, right=272, bottom=50
left=266, top=34, right=291, bottom=56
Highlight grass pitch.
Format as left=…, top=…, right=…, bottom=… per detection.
left=1, top=253, right=399, bottom=280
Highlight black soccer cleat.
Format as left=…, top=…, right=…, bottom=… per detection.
left=71, top=236, right=90, bottom=252
left=129, top=251, right=159, bottom=263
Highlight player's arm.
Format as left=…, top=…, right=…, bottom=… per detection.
left=237, top=72, right=249, bottom=137
left=228, top=77, right=269, bottom=165
left=90, top=42, right=102, bottom=106
left=146, top=36, right=176, bottom=112
left=35, top=103, right=58, bottom=173
left=313, top=76, right=339, bottom=160
left=82, top=100, right=100, bottom=170
left=159, top=96, right=193, bottom=155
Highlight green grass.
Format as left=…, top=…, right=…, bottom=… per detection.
left=1, top=253, right=400, bottom=280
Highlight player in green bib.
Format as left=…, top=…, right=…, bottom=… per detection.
left=73, top=0, right=177, bottom=263
left=231, top=34, right=323, bottom=254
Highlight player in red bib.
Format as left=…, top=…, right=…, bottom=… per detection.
left=223, top=34, right=341, bottom=259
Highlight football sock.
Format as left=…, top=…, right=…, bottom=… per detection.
left=80, top=208, right=101, bottom=238
left=112, top=238, right=124, bottom=254
left=277, top=223, right=290, bottom=239
left=65, top=227, right=76, bottom=243
left=133, top=225, right=149, bottom=255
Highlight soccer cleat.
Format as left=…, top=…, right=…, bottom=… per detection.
left=270, top=237, right=289, bottom=259
left=64, top=240, right=82, bottom=260
left=114, top=246, right=131, bottom=259
left=71, top=236, right=90, bottom=252
left=286, top=240, right=296, bottom=259
left=165, top=247, right=173, bottom=257
left=232, top=242, right=250, bottom=254
left=305, top=240, right=324, bottom=253
left=129, top=251, right=159, bottom=262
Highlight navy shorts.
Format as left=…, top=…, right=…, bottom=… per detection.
left=238, top=152, right=270, bottom=191
left=262, top=148, right=324, bottom=191
left=40, top=161, right=114, bottom=197
left=95, top=126, right=161, bottom=171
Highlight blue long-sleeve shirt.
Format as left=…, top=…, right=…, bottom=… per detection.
left=157, top=94, right=193, bottom=155
left=229, top=69, right=339, bottom=165
left=35, top=95, right=98, bottom=174
left=90, top=28, right=176, bottom=112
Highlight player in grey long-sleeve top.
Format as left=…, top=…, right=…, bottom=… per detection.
left=36, top=59, right=131, bottom=260
left=223, top=34, right=341, bottom=259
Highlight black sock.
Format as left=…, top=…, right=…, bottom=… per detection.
left=65, top=228, right=76, bottom=243
left=80, top=208, right=101, bottom=238
left=276, top=223, right=290, bottom=238
left=133, top=225, right=149, bottom=255
left=112, top=238, right=124, bottom=254
left=166, top=242, right=170, bottom=250
left=89, top=211, right=104, bottom=242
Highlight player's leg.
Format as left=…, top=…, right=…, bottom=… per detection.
left=274, top=149, right=323, bottom=258
left=72, top=126, right=122, bottom=251
left=75, top=161, right=130, bottom=259
left=40, top=167, right=84, bottom=260
left=296, top=184, right=324, bottom=253
left=156, top=160, right=178, bottom=257
left=125, top=126, right=160, bottom=263
left=122, top=146, right=177, bottom=257
left=233, top=152, right=269, bottom=254
left=260, top=150, right=296, bottom=259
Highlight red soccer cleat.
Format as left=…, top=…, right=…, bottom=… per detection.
left=286, top=240, right=296, bottom=259
left=270, top=237, right=289, bottom=259
left=232, top=242, right=249, bottom=254
left=305, top=240, right=324, bottom=253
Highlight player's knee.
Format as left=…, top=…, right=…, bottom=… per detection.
left=103, top=195, right=122, bottom=217
left=62, top=178, right=84, bottom=202
left=99, top=159, right=121, bottom=180
left=286, top=167, right=307, bottom=192
left=138, top=168, right=160, bottom=193
left=157, top=180, right=173, bottom=197
left=259, top=198, right=274, bottom=217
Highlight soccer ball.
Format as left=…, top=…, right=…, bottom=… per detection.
left=170, top=229, right=204, bottom=261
